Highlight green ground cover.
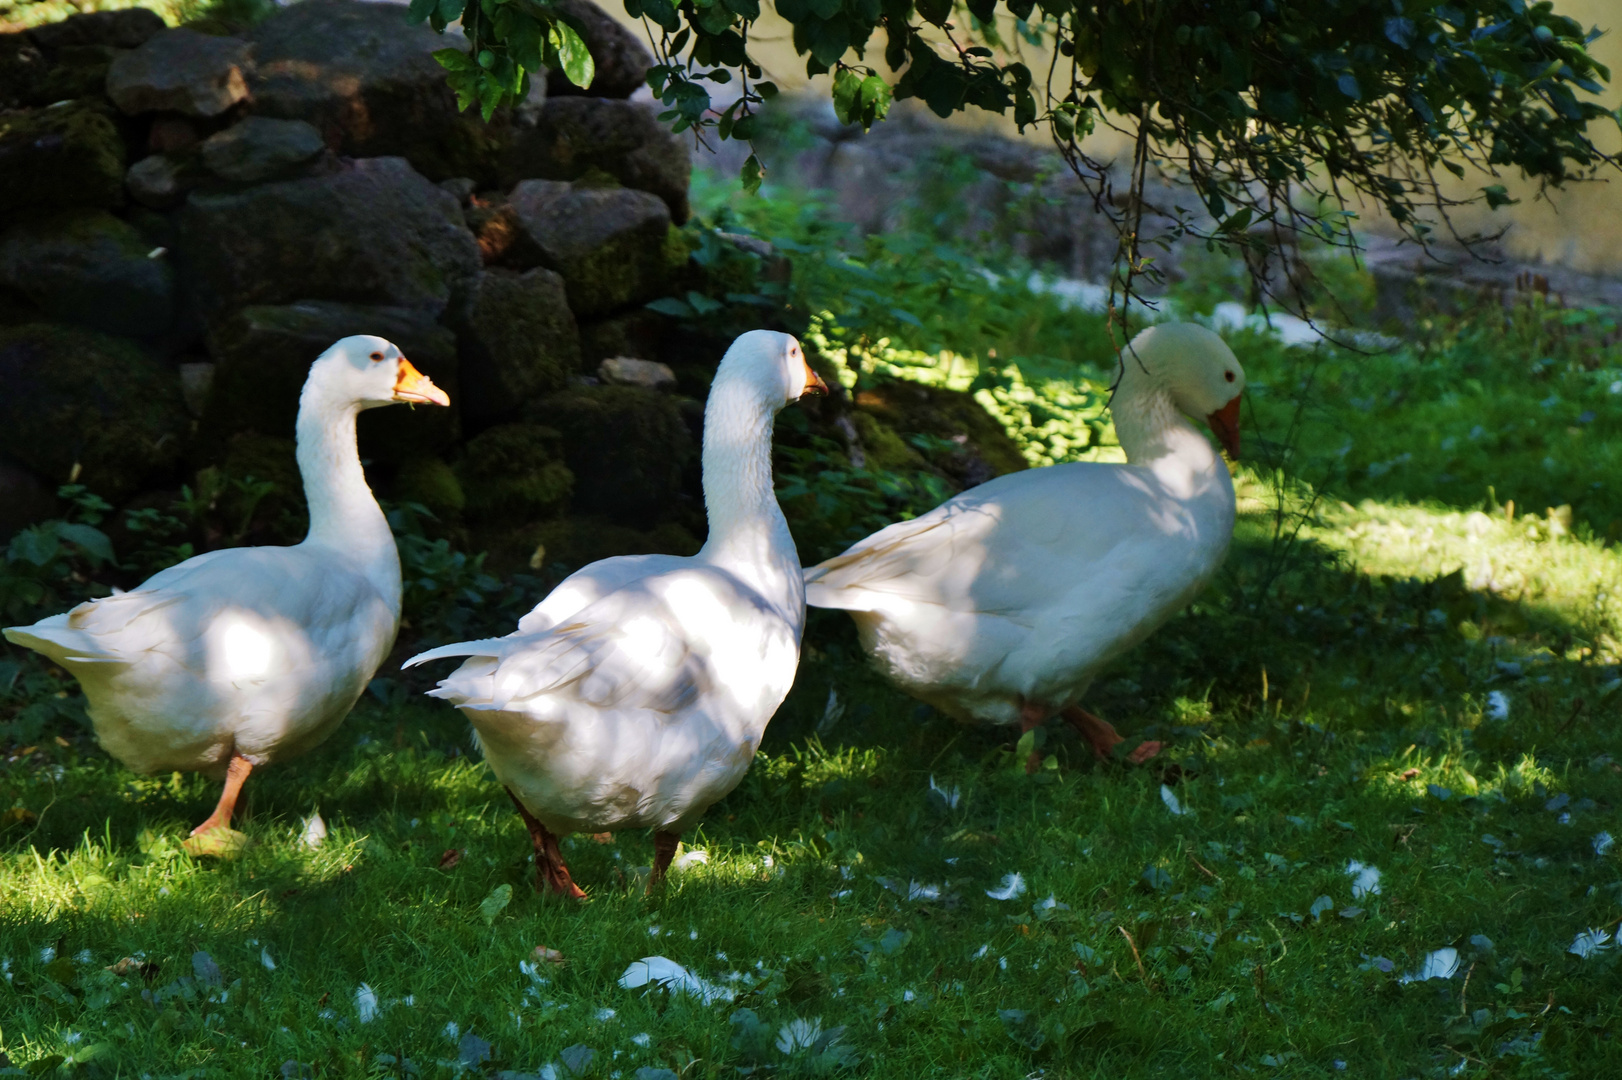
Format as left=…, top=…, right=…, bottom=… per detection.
left=2, top=175, right=1620, bottom=1077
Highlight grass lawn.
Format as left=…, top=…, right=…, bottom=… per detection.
left=2, top=185, right=1621, bottom=1077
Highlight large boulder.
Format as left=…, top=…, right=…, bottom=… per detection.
left=526, top=384, right=693, bottom=525
left=27, top=9, right=166, bottom=52
left=456, top=267, right=580, bottom=424
left=247, top=0, right=511, bottom=183
left=105, top=29, right=253, bottom=118
left=176, top=156, right=481, bottom=325
left=502, top=97, right=690, bottom=222
left=0, top=102, right=126, bottom=212
left=547, top=0, right=652, bottom=99
left=201, top=300, right=459, bottom=464
left=509, top=179, right=675, bottom=319
left=455, top=423, right=574, bottom=524
left=3, top=11, right=165, bottom=110
left=200, top=116, right=325, bottom=183
left=0, top=210, right=174, bottom=337
left=0, top=323, right=187, bottom=501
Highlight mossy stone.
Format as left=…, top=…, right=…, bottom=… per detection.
left=246, top=0, right=514, bottom=183
left=0, top=102, right=126, bottom=212
left=501, top=97, right=690, bottom=222
left=201, top=299, right=459, bottom=465
left=456, top=267, right=581, bottom=424
left=0, top=322, right=186, bottom=501
left=396, top=456, right=465, bottom=518
left=0, top=35, right=47, bottom=108
left=456, top=423, right=574, bottom=524
left=855, top=380, right=1028, bottom=488
left=851, top=411, right=931, bottom=474
left=525, top=384, right=694, bottom=526
left=0, top=209, right=175, bottom=337
left=177, top=157, right=481, bottom=327
left=218, top=431, right=307, bottom=543
left=508, top=182, right=673, bottom=319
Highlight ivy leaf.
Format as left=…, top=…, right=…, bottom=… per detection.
left=551, top=20, right=596, bottom=90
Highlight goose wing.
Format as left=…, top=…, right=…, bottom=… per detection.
left=408, top=565, right=792, bottom=718
left=805, top=463, right=1180, bottom=617
left=4, top=547, right=391, bottom=676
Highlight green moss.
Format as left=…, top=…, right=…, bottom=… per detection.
left=456, top=423, right=574, bottom=524
left=395, top=456, right=465, bottom=518
left=0, top=101, right=125, bottom=212
left=218, top=430, right=306, bottom=543
left=850, top=411, right=930, bottom=474
left=526, top=384, right=694, bottom=526
left=37, top=44, right=118, bottom=101
left=0, top=322, right=186, bottom=501
left=854, top=379, right=1027, bottom=487
left=662, top=222, right=694, bottom=275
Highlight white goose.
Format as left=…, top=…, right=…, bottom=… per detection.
left=4, top=336, right=449, bottom=841
left=406, top=330, right=826, bottom=896
left=803, top=322, right=1244, bottom=769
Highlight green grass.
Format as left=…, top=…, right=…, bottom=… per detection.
left=4, top=184, right=1622, bottom=1077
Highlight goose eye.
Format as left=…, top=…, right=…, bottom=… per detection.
left=370, top=351, right=385, bottom=362
left=1224, top=371, right=1235, bottom=382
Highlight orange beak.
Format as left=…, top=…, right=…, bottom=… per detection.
left=393, top=358, right=450, bottom=407
left=801, top=359, right=828, bottom=399
left=1206, top=396, right=1241, bottom=459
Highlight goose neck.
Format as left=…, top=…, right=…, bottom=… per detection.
left=698, top=377, right=798, bottom=598
left=295, top=392, right=401, bottom=611
left=1111, top=371, right=1215, bottom=471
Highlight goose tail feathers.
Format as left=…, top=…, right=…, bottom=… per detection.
left=401, top=637, right=509, bottom=670
left=3, top=618, right=121, bottom=665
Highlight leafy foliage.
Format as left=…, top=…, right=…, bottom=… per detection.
left=407, top=0, right=597, bottom=119
left=421, top=0, right=1617, bottom=315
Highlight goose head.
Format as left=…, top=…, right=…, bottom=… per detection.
left=715, top=330, right=828, bottom=407
left=1123, top=322, right=1246, bottom=458
left=305, top=335, right=451, bottom=412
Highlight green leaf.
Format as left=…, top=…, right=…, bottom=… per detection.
left=433, top=47, right=477, bottom=73
left=1218, top=207, right=1254, bottom=233
left=551, top=21, right=596, bottom=89
left=435, top=0, right=465, bottom=24
left=1482, top=184, right=1519, bottom=210
left=406, top=0, right=438, bottom=23
left=646, top=297, right=696, bottom=317
left=740, top=153, right=764, bottom=195
left=479, top=883, right=513, bottom=926
left=832, top=66, right=862, bottom=125
left=54, top=523, right=114, bottom=566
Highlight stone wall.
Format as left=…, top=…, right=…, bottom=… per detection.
left=0, top=0, right=702, bottom=552
left=0, top=2, right=1033, bottom=567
